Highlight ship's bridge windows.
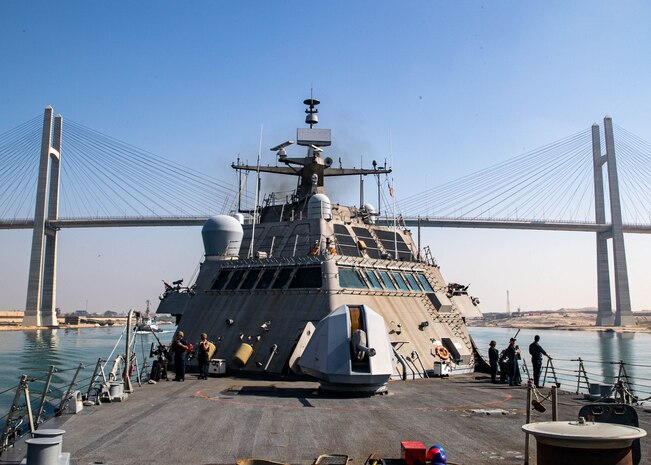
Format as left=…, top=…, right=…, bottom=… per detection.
left=375, top=229, right=414, bottom=260
left=391, top=272, right=410, bottom=291
left=288, top=266, right=323, bottom=288
left=338, top=268, right=367, bottom=289
left=256, top=269, right=277, bottom=289
left=417, top=273, right=434, bottom=292
left=377, top=271, right=396, bottom=290
left=211, top=269, right=233, bottom=290
left=271, top=268, right=294, bottom=289
left=351, top=227, right=382, bottom=259
left=240, top=270, right=261, bottom=290
left=364, top=270, right=383, bottom=290
left=405, top=272, right=423, bottom=291
left=225, top=269, right=246, bottom=290
left=333, top=224, right=360, bottom=257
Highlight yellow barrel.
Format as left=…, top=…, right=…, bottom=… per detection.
left=233, top=343, right=253, bottom=367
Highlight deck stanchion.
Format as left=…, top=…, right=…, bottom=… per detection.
left=524, top=380, right=532, bottom=465
left=551, top=385, right=558, bottom=421
left=521, top=359, right=531, bottom=383
left=35, top=366, right=55, bottom=427
left=1, top=375, right=30, bottom=453
left=58, top=363, right=83, bottom=414
left=574, top=358, right=590, bottom=394
left=86, top=359, right=102, bottom=401
left=548, top=359, right=559, bottom=387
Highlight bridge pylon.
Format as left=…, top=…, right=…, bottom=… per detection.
left=592, top=117, right=634, bottom=326
left=22, top=107, right=62, bottom=327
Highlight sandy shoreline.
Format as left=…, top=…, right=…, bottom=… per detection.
left=3, top=311, right=650, bottom=333
left=0, top=322, right=128, bottom=331
left=469, top=310, right=651, bottom=333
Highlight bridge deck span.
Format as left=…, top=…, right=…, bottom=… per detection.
left=2, top=217, right=651, bottom=233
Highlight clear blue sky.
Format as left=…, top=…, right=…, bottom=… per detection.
left=1, top=1, right=651, bottom=314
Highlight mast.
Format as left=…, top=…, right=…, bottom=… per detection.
left=248, top=126, right=263, bottom=258
left=232, top=98, right=391, bottom=204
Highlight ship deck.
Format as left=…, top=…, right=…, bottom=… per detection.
left=4, top=374, right=650, bottom=465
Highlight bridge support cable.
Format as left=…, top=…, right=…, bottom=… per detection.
left=613, top=125, right=651, bottom=224
left=61, top=119, right=243, bottom=218
left=397, top=129, right=595, bottom=223
left=0, top=116, right=42, bottom=220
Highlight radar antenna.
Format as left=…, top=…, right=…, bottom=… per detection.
left=304, top=88, right=319, bottom=128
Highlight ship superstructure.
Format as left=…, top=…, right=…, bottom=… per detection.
left=157, top=98, right=481, bottom=388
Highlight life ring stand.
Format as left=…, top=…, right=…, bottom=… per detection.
left=435, top=346, right=450, bottom=361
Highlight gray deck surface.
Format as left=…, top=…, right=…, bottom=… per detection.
left=3, top=374, right=650, bottom=465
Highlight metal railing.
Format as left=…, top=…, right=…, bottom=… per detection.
left=0, top=315, right=157, bottom=456
left=518, top=356, right=651, bottom=404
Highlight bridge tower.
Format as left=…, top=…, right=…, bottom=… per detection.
left=22, top=107, right=62, bottom=327
left=592, top=116, right=633, bottom=326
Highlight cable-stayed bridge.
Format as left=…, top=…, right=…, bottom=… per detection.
left=1, top=107, right=651, bottom=327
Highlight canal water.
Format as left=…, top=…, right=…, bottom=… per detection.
left=0, top=327, right=176, bottom=419
left=470, top=327, right=651, bottom=399
left=1, top=326, right=650, bottom=419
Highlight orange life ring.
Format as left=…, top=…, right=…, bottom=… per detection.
left=435, top=346, right=450, bottom=361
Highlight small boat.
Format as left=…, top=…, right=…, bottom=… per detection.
left=135, top=314, right=163, bottom=333
left=135, top=302, right=164, bottom=333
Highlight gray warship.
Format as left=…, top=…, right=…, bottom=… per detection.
left=157, top=97, right=482, bottom=392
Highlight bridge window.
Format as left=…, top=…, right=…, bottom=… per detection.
left=256, top=269, right=277, bottom=289
left=339, top=268, right=367, bottom=289
left=225, top=269, right=246, bottom=290
left=240, top=270, right=261, bottom=290
left=288, top=266, right=322, bottom=288
left=352, top=226, right=382, bottom=259
left=375, top=230, right=413, bottom=260
left=271, top=268, right=294, bottom=289
left=364, top=270, right=383, bottom=290
left=417, top=274, right=434, bottom=293
left=405, top=273, right=423, bottom=291
left=211, top=269, right=233, bottom=290
left=391, top=272, right=410, bottom=291
left=334, top=224, right=360, bottom=257
left=377, top=271, right=396, bottom=290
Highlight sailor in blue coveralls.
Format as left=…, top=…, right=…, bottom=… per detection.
left=529, top=335, right=551, bottom=388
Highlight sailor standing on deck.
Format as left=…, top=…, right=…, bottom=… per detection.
left=529, top=335, right=551, bottom=388
left=488, top=340, right=499, bottom=384
left=171, top=331, right=189, bottom=381
left=197, top=333, right=210, bottom=380
left=506, top=337, right=519, bottom=386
